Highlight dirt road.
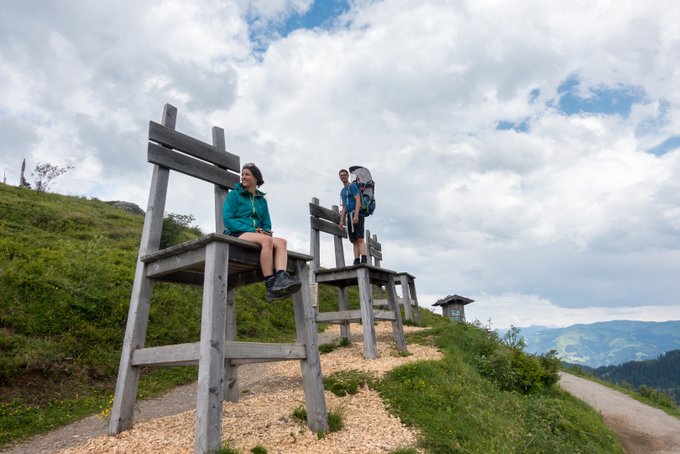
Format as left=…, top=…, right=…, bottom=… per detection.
left=559, top=372, right=680, bottom=454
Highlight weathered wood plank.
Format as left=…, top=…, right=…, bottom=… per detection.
left=309, top=202, right=342, bottom=223
left=149, top=121, right=240, bottom=172
left=109, top=105, right=173, bottom=437
left=131, top=341, right=307, bottom=367
left=291, top=261, right=329, bottom=433
left=224, top=288, right=238, bottom=402
left=144, top=247, right=205, bottom=278
left=195, top=241, right=229, bottom=454
left=385, top=274, right=407, bottom=353
left=316, top=309, right=363, bottom=323
left=310, top=216, right=346, bottom=238
left=148, top=143, right=240, bottom=189
left=358, top=267, right=378, bottom=359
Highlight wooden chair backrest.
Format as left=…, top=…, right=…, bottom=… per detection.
left=141, top=104, right=240, bottom=256
left=366, top=230, right=382, bottom=267
left=309, top=197, right=347, bottom=272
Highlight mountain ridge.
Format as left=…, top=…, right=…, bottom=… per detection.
left=508, top=320, right=680, bottom=367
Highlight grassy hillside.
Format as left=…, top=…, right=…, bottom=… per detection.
left=0, top=183, right=625, bottom=452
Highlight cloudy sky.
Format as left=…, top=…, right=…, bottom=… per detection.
left=2, top=0, right=679, bottom=329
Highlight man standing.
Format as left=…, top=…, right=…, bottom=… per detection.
left=338, top=168, right=367, bottom=265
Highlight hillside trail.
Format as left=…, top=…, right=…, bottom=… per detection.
left=1, top=331, right=337, bottom=454
left=3, top=345, right=679, bottom=453
left=559, top=372, right=680, bottom=454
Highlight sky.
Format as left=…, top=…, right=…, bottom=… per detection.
left=1, top=0, right=679, bottom=329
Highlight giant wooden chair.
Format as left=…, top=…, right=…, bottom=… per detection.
left=309, top=198, right=407, bottom=359
left=366, top=230, right=421, bottom=323
left=109, top=104, right=327, bottom=454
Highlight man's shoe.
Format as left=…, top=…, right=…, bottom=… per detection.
left=353, top=258, right=361, bottom=265
left=360, top=255, right=367, bottom=264
left=271, top=271, right=301, bottom=297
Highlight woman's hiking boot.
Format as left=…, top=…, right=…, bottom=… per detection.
left=265, top=271, right=301, bottom=300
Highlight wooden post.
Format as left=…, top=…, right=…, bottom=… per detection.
left=385, top=274, right=407, bottom=353
left=109, top=104, right=176, bottom=435
left=399, top=275, right=413, bottom=322
left=212, top=126, right=239, bottom=404
left=195, top=241, right=229, bottom=453
left=291, top=260, right=329, bottom=433
left=409, top=276, right=421, bottom=323
left=357, top=267, right=377, bottom=359
left=223, top=288, right=239, bottom=402
left=332, top=205, right=350, bottom=340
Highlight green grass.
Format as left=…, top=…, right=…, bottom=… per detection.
left=0, top=184, right=627, bottom=452
left=0, top=184, right=350, bottom=446
left=376, top=313, right=625, bottom=453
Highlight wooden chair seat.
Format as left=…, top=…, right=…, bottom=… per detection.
left=309, top=198, right=407, bottom=359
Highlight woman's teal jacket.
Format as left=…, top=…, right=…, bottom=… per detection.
left=222, top=183, right=272, bottom=234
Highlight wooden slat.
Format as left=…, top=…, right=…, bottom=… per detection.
left=367, top=236, right=381, bottom=251
left=310, top=216, right=346, bottom=238
left=149, top=121, right=240, bottom=172
left=316, top=310, right=363, bottom=323
left=131, top=341, right=307, bottom=367
left=144, top=247, right=205, bottom=278
left=374, top=310, right=397, bottom=320
left=148, top=143, right=240, bottom=188
left=309, top=203, right=342, bottom=223
left=368, top=247, right=382, bottom=261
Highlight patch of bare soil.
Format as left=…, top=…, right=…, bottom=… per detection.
left=559, top=372, right=680, bottom=454
left=3, top=323, right=441, bottom=454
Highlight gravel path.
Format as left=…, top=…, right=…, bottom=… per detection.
left=4, top=339, right=680, bottom=453
left=1, top=331, right=339, bottom=454
left=559, top=372, right=680, bottom=454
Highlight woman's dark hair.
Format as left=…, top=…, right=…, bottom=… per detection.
left=242, top=163, right=264, bottom=186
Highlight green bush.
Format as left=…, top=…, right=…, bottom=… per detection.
left=323, top=370, right=374, bottom=397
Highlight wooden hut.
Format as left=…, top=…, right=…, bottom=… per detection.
left=433, top=294, right=474, bottom=322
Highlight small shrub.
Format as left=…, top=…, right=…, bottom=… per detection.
left=318, top=342, right=338, bottom=354
left=323, top=370, right=374, bottom=397
left=292, top=406, right=307, bottom=422
left=338, top=337, right=351, bottom=347
left=638, top=385, right=677, bottom=409
left=327, top=407, right=344, bottom=432
left=215, top=446, right=240, bottom=454
left=250, top=445, right=267, bottom=454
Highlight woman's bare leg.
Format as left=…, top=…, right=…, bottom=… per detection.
left=238, top=232, right=274, bottom=276
left=272, top=237, right=288, bottom=271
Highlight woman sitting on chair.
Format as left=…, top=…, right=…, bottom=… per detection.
left=222, top=163, right=301, bottom=300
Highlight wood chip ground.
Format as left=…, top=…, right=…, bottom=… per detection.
left=57, top=322, right=442, bottom=454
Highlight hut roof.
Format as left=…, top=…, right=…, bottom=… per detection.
left=433, top=294, right=475, bottom=306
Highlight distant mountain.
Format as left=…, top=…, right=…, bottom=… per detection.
left=506, top=320, right=680, bottom=368
left=588, top=349, right=680, bottom=404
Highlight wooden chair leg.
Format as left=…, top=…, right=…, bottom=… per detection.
left=386, top=274, right=407, bottom=353
left=400, top=277, right=414, bottom=322
left=337, top=287, right=351, bottom=341
left=409, top=277, right=421, bottom=323
left=223, top=288, right=239, bottom=402
left=357, top=268, right=378, bottom=359
left=195, top=242, right=229, bottom=454
left=292, top=260, right=329, bottom=433
left=108, top=271, right=154, bottom=435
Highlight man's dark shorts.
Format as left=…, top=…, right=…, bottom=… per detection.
left=346, top=212, right=365, bottom=243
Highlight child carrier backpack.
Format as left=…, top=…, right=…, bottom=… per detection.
left=349, top=165, right=375, bottom=217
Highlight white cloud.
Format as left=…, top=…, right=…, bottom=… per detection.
left=2, top=0, right=680, bottom=329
